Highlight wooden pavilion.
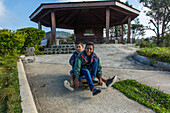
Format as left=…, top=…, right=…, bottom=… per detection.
left=29, top=0, right=140, bottom=45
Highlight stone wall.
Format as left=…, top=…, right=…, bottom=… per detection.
left=74, top=25, right=103, bottom=44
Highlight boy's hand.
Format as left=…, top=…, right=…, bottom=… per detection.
left=75, top=79, right=79, bottom=88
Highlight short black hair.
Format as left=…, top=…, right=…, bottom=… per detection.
left=76, top=42, right=84, bottom=47
left=85, top=42, right=94, bottom=49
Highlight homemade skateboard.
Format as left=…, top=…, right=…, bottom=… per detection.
left=64, top=76, right=117, bottom=91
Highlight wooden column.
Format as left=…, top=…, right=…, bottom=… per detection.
left=127, top=16, right=131, bottom=43
left=121, top=24, right=124, bottom=43
left=38, top=20, right=42, bottom=30
left=51, top=10, right=57, bottom=45
left=106, top=7, right=110, bottom=44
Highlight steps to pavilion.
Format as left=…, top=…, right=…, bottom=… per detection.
left=43, top=44, right=76, bottom=54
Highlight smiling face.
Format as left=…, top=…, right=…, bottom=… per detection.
left=85, top=45, right=94, bottom=57
left=76, top=44, right=84, bottom=53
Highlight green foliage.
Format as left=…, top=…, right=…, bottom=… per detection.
left=137, top=47, right=170, bottom=63
left=0, top=29, right=25, bottom=56
left=136, top=40, right=157, bottom=48
left=0, top=56, right=22, bottom=113
left=16, top=27, right=45, bottom=54
left=69, top=34, right=74, bottom=40
left=158, top=34, right=170, bottom=47
left=131, top=18, right=145, bottom=41
left=49, top=51, right=53, bottom=54
left=113, top=79, right=170, bottom=113
left=140, top=0, right=170, bottom=45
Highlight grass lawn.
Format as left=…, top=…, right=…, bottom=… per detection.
left=0, top=56, right=22, bottom=113
left=113, top=79, right=170, bottom=113
left=136, top=47, right=170, bottom=63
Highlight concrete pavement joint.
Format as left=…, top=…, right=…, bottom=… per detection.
left=17, top=59, right=38, bottom=113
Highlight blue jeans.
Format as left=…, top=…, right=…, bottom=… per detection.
left=70, top=67, right=74, bottom=75
left=80, top=59, right=98, bottom=91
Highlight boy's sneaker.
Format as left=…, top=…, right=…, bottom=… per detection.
left=92, top=88, right=101, bottom=96
left=106, top=76, right=117, bottom=87
left=64, top=80, right=74, bottom=91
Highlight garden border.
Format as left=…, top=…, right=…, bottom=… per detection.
left=17, top=59, right=38, bottom=113
left=133, top=52, right=170, bottom=71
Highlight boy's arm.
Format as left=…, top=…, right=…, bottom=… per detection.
left=74, top=55, right=82, bottom=79
left=69, top=54, right=75, bottom=66
left=97, top=58, right=102, bottom=78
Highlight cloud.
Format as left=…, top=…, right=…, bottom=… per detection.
left=0, top=0, right=6, bottom=16
left=0, top=27, right=3, bottom=30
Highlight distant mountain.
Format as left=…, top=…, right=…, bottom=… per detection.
left=46, top=31, right=72, bottom=38
left=56, top=31, right=72, bottom=38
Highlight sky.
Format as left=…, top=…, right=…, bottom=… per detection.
left=0, top=0, right=155, bottom=37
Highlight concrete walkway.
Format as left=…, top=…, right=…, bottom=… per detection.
left=24, top=44, right=170, bottom=113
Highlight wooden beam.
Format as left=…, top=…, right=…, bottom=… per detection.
left=41, top=19, right=51, bottom=26
left=64, top=11, right=79, bottom=24
left=106, top=7, right=110, bottom=44
left=90, top=10, right=105, bottom=22
left=57, top=12, right=71, bottom=24
left=127, top=16, right=131, bottom=43
left=51, top=10, right=57, bottom=45
left=39, top=10, right=51, bottom=19
left=110, top=6, right=129, bottom=15
left=38, top=20, right=42, bottom=30
left=121, top=24, right=124, bottom=43
left=73, top=10, right=82, bottom=25
left=121, top=16, right=128, bottom=24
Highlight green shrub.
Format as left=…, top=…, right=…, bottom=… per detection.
left=0, top=29, right=25, bottom=56
left=137, top=47, right=170, bottom=63
left=136, top=40, right=156, bottom=48
left=49, top=51, right=53, bottom=54
left=16, top=27, right=45, bottom=54
left=113, top=79, right=170, bottom=113
left=159, top=34, right=170, bottom=47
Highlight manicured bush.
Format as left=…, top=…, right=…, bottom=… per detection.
left=113, top=79, right=170, bottom=113
left=136, top=40, right=157, bottom=48
left=0, top=29, right=25, bottom=56
left=137, top=47, right=170, bottom=63
left=16, top=27, right=45, bottom=54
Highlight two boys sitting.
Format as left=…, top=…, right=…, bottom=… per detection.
left=66, top=42, right=117, bottom=96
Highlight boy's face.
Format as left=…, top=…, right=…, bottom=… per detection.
left=76, top=44, right=84, bottom=52
left=85, top=45, right=94, bottom=57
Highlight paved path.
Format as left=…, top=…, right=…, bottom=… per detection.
left=24, top=44, right=170, bottom=113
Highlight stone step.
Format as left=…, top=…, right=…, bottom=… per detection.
left=44, top=44, right=76, bottom=54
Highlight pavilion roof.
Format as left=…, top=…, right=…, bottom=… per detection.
left=30, top=0, right=140, bottom=29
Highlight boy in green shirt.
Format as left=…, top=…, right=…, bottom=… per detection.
left=74, top=42, right=117, bottom=96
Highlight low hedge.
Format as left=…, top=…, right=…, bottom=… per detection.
left=113, top=79, right=170, bottom=113
left=136, top=47, right=170, bottom=63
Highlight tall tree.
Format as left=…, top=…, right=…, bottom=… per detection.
left=140, top=0, right=170, bottom=45
left=131, top=18, right=145, bottom=42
